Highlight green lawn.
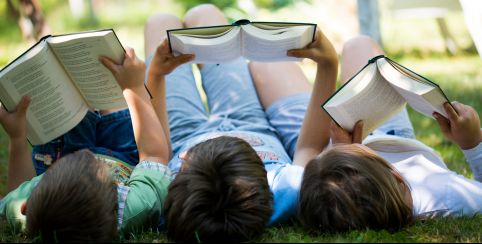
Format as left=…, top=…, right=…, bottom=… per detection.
left=1, top=0, right=482, bottom=242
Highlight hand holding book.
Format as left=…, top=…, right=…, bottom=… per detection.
left=287, top=29, right=338, bottom=67
left=322, top=55, right=452, bottom=139
left=0, top=96, right=30, bottom=141
left=330, top=120, right=364, bottom=144
left=167, top=19, right=316, bottom=63
left=0, top=29, right=127, bottom=145
left=433, top=102, right=482, bottom=150
left=148, top=39, right=194, bottom=79
left=100, top=47, right=146, bottom=91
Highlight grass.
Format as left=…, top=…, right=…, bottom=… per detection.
left=1, top=0, right=482, bottom=242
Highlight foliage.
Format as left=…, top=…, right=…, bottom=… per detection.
left=176, top=0, right=238, bottom=11
left=254, top=0, right=310, bottom=10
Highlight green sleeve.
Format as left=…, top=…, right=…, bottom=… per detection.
left=119, top=161, right=171, bottom=235
left=0, top=175, right=43, bottom=233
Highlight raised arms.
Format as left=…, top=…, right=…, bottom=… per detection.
left=0, top=96, right=35, bottom=192
left=100, top=47, right=171, bottom=164
left=287, top=29, right=339, bottom=167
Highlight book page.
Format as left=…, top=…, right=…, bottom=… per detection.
left=169, top=26, right=242, bottom=63
left=323, top=64, right=406, bottom=138
left=377, top=58, right=448, bottom=118
left=0, top=42, right=88, bottom=145
left=48, top=30, right=127, bottom=110
left=241, top=24, right=314, bottom=61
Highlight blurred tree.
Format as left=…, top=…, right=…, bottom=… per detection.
left=6, top=0, right=51, bottom=42
left=253, top=0, right=308, bottom=10
left=69, top=0, right=98, bottom=25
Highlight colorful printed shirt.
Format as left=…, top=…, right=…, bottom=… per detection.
left=0, top=154, right=171, bottom=235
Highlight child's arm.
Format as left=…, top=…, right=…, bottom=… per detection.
left=434, top=102, right=482, bottom=181
left=287, top=30, right=339, bottom=167
left=0, top=96, right=36, bottom=192
left=433, top=102, right=482, bottom=150
left=100, top=47, right=169, bottom=164
left=145, top=39, right=194, bottom=159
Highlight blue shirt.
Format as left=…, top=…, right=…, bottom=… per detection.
left=168, top=131, right=303, bottom=225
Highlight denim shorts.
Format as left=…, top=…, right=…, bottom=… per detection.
left=146, top=57, right=278, bottom=156
left=32, top=109, right=138, bottom=175
left=265, top=93, right=416, bottom=158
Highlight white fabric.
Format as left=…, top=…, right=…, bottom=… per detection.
left=365, top=135, right=482, bottom=217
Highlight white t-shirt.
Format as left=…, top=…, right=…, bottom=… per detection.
left=364, top=135, right=482, bottom=217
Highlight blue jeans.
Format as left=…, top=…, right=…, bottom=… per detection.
left=146, top=57, right=278, bottom=156
left=265, top=93, right=416, bottom=158
left=32, top=109, right=138, bottom=175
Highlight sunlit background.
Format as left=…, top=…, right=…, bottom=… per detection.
left=1, top=0, right=482, bottom=242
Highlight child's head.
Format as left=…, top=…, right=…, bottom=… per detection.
left=26, top=149, right=118, bottom=242
left=164, top=136, right=273, bottom=242
left=298, top=144, right=413, bottom=233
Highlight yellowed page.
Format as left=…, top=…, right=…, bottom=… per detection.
left=0, top=42, right=88, bottom=145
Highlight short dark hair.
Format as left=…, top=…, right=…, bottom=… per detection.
left=298, top=144, right=413, bottom=233
left=27, top=149, right=118, bottom=242
left=164, top=136, right=273, bottom=242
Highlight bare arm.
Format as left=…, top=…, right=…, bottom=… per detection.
left=145, top=39, right=194, bottom=160
left=287, top=30, right=339, bottom=167
left=0, top=96, right=36, bottom=192
left=434, top=102, right=482, bottom=181
left=100, top=48, right=170, bottom=164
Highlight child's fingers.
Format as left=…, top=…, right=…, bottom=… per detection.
left=16, top=96, right=31, bottom=116
left=99, top=56, right=119, bottom=75
left=444, top=102, right=459, bottom=122
left=330, top=121, right=342, bottom=135
left=352, top=120, right=364, bottom=144
left=172, top=54, right=195, bottom=66
left=433, top=112, right=451, bottom=135
left=125, top=47, right=135, bottom=59
left=287, top=49, right=311, bottom=59
left=157, top=39, right=170, bottom=54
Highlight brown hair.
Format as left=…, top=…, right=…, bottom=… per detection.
left=298, top=144, right=413, bottom=233
left=26, top=149, right=118, bottom=242
left=164, top=136, right=273, bottom=242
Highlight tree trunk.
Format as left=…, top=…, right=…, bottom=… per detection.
left=6, top=0, right=51, bottom=42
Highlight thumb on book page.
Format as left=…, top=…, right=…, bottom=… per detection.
left=433, top=112, right=451, bottom=135
left=99, top=56, right=120, bottom=75
left=16, top=96, right=31, bottom=117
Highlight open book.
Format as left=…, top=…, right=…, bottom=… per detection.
left=0, top=29, right=126, bottom=145
left=167, top=19, right=317, bottom=63
left=322, top=55, right=451, bottom=138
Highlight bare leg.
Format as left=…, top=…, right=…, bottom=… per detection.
left=184, top=4, right=229, bottom=69
left=340, top=35, right=383, bottom=83
left=249, top=62, right=312, bottom=109
left=248, top=61, right=312, bottom=158
left=144, top=13, right=183, bottom=59
left=184, top=4, right=228, bottom=28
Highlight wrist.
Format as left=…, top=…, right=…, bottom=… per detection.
left=148, top=70, right=166, bottom=81
left=316, top=58, right=338, bottom=70
left=459, top=134, right=482, bottom=150
left=122, top=86, right=149, bottom=99
left=9, top=136, right=28, bottom=148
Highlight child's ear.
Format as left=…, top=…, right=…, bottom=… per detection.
left=179, top=151, right=187, bottom=161
left=21, top=201, right=27, bottom=216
